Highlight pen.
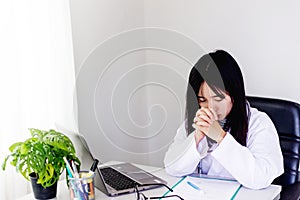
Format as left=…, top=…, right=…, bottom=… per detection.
left=187, top=181, right=205, bottom=194
left=90, top=159, right=99, bottom=173
left=63, top=157, right=74, bottom=178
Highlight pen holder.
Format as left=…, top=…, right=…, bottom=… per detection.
left=68, top=171, right=95, bottom=200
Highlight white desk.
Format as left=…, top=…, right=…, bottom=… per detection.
left=18, top=162, right=281, bottom=200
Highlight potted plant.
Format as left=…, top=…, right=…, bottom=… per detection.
left=2, top=128, right=81, bottom=199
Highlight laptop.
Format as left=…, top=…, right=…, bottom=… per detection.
left=56, top=125, right=167, bottom=196
left=94, top=161, right=167, bottom=196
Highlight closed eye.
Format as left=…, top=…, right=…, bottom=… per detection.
left=214, top=97, right=224, bottom=102
left=197, top=96, right=206, bottom=103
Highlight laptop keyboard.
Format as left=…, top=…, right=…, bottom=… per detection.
left=100, top=167, right=140, bottom=191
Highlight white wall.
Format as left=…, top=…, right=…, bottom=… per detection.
left=69, top=0, right=300, bottom=167
left=144, top=0, right=300, bottom=102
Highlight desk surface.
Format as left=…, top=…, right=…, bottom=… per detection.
left=18, top=162, right=281, bottom=200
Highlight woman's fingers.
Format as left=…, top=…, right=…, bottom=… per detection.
left=194, top=108, right=218, bottom=137
left=193, top=117, right=198, bottom=123
left=192, top=123, right=196, bottom=129
left=193, top=122, right=210, bottom=134
left=198, top=114, right=212, bottom=124
left=196, top=120, right=210, bottom=127
left=196, top=108, right=216, bottom=122
left=195, top=109, right=202, bottom=117
left=209, top=108, right=218, bottom=121
left=194, top=115, right=211, bottom=125
left=199, top=108, right=215, bottom=120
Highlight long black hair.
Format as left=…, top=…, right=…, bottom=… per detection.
left=185, top=50, right=249, bottom=146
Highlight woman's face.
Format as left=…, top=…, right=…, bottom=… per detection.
left=197, top=82, right=233, bottom=120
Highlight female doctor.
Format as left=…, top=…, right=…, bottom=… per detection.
left=164, top=50, right=284, bottom=189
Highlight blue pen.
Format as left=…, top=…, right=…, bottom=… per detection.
left=187, top=181, right=205, bottom=194
left=187, top=181, right=201, bottom=190
left=186, top=181, right=205, bottom=194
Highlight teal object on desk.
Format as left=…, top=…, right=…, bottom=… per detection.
left=187, top=181, right=201, bottom=191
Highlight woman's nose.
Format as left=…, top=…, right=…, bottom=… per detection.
left=208, top=99, right=214, bottom=109
left=200, top=101, right=209, bottom=108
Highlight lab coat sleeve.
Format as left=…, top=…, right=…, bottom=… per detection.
left=211, top=112, right=284, bottom=189
left=164, top=122, right=208, bottom=176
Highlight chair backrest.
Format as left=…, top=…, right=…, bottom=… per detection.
left=247, top=96, right=300, bottom=186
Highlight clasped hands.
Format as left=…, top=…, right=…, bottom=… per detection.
left=192, top=108, right=226, bottom=144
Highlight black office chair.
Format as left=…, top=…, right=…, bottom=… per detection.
left=247, top=96, right=300, bottom=200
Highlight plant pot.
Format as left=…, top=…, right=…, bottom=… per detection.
left=29, top=172, right=57, bottom=199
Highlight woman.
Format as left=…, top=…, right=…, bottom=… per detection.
left=164, top=50, right=284, bottom=189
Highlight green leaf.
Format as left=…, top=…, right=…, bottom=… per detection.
left=18, top=160, right=30, bottom=180
left=37, top=164, right=54, bottom=184
left=20, top=144, right=29, bottom=155
left=9, top=142, right=22, bottom=152
left=42, top=130, right=75, bottom=153
left=29, top=128, right=43, bottom=139
left=2, top=155, right=10, bottom=170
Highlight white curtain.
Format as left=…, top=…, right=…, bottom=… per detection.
left=0, top=0, right=77, bottom=199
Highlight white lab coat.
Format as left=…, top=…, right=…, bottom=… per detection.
left=164, top=107, right=284, bottom=189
